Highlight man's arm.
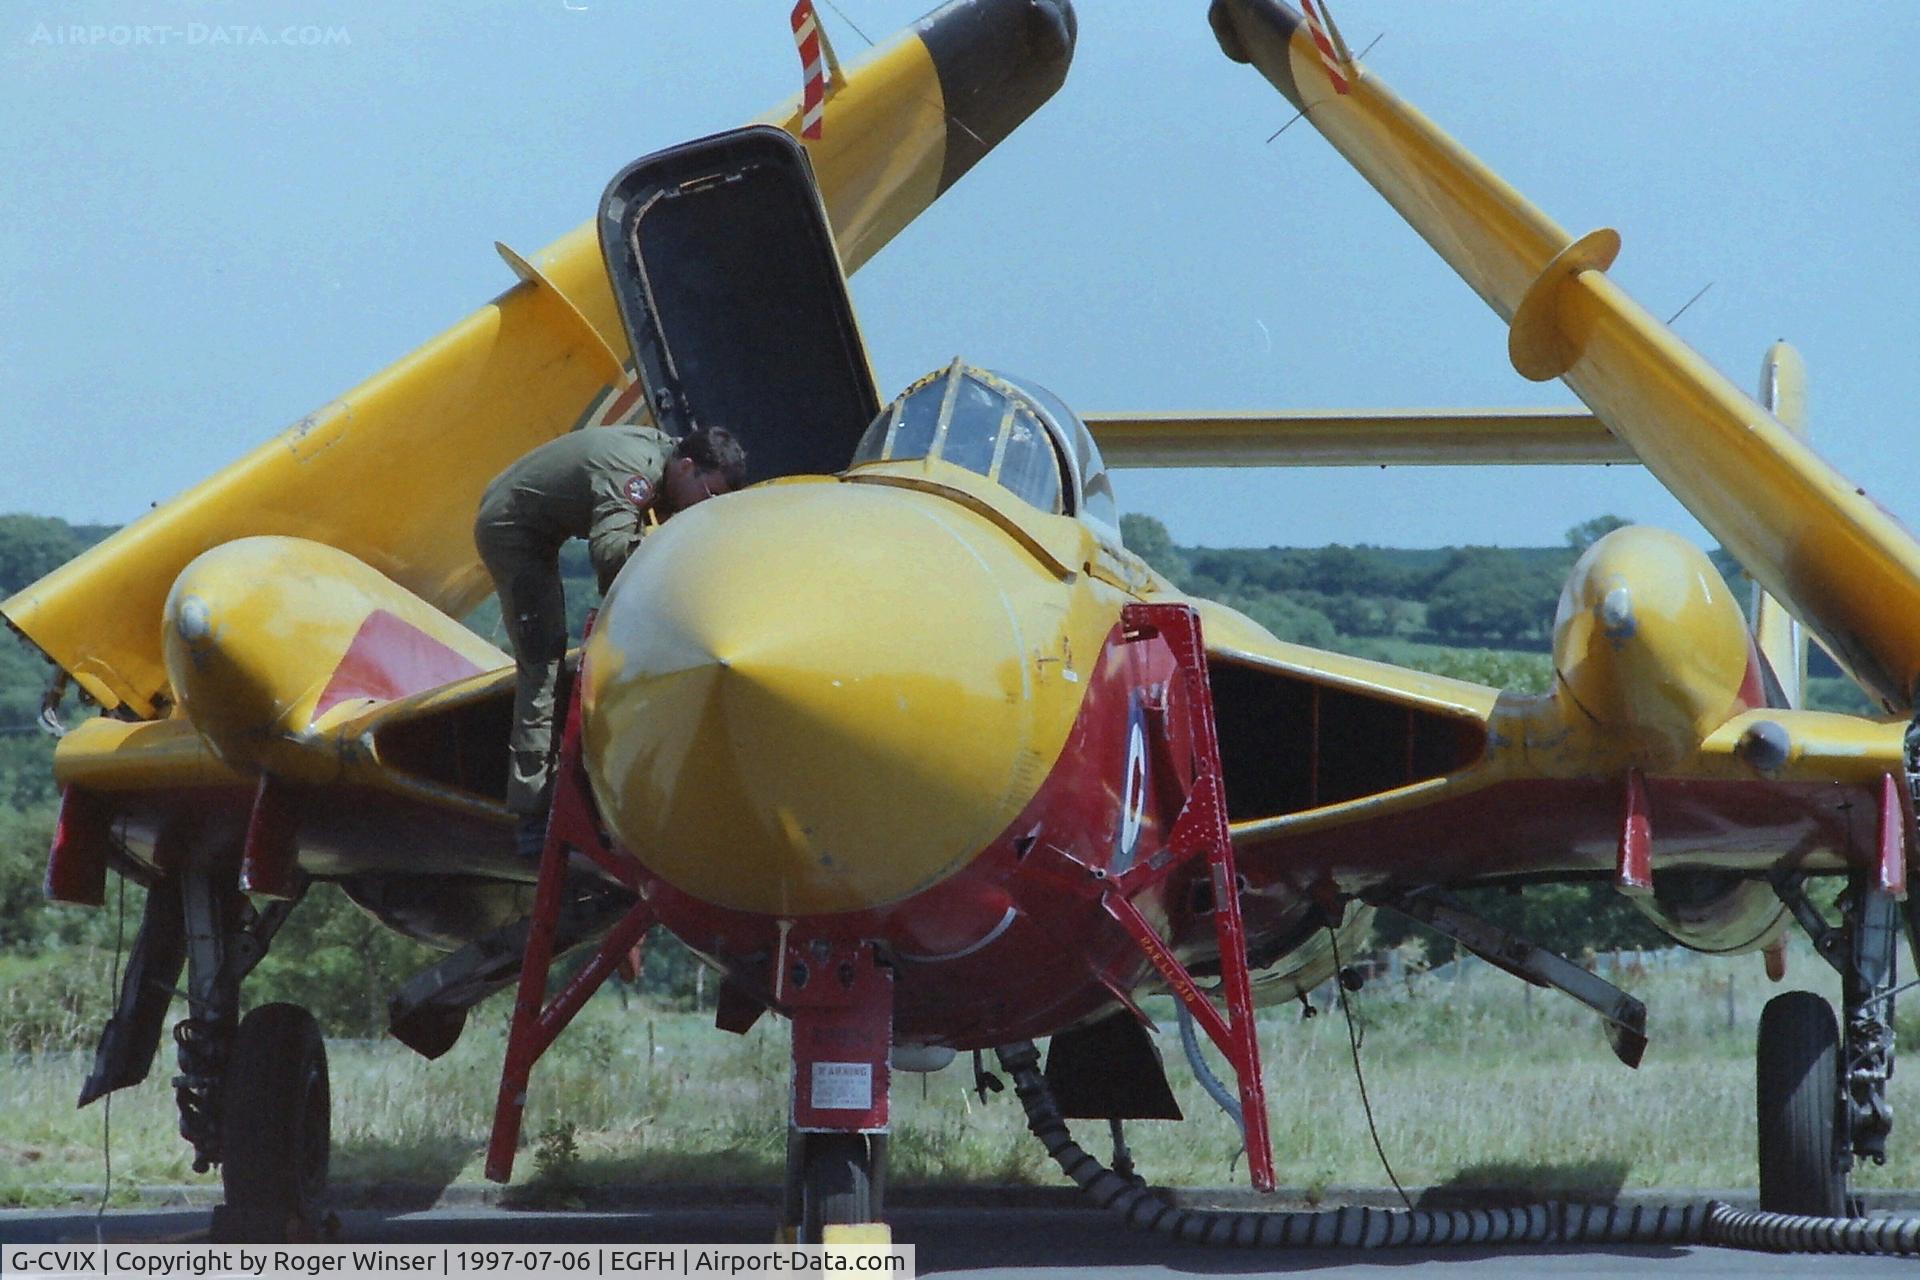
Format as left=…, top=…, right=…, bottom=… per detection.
left=586, top=505, right=643, bottom=594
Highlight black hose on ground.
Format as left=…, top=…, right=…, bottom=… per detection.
left=992, top=1041, right=1920, bottom=1255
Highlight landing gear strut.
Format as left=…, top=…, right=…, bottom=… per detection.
left=1766, top=868, right=1902, bottom=1216
left=172, top=871, right=296, bottom=1164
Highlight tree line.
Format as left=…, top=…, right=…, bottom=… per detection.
left=1122, top=512, right=1707, bottom=648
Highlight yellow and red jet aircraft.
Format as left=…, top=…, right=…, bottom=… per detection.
left=5, top=0, right=1918, bottom=1252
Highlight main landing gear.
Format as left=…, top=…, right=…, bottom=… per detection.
left=1755, top=989, right=1845, bottom=1215
left=220, top=1002, right=331, bottom=1235
left=79, top=864, right=328, bottom=1242
left=1764, top=868, right=1909, bottom=1216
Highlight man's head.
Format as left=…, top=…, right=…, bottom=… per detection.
left=662, top=425, right=749, bottom=514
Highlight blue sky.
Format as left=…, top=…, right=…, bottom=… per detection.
left=3, top=2, right=1915, bottom=549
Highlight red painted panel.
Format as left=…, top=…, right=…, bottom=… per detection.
left=1878, top=773, right=1908, bottom=900
left=239, top=774, right=301, bottom=899
left=1616, top=768, right=1653, bottom=896
left=313, top=609, right=487, bottom=717
left=45, top=786, right=109, bottom=907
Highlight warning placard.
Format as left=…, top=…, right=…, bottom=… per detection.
left=810, top=1060, right=874, bottom=1110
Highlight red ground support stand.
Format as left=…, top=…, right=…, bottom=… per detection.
left=485, top=622, right=656, bottom=1184
left=1104, top=602, right=1275, bottom=1192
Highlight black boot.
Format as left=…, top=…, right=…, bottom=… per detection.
left=515, top=814, right=549, bottom=862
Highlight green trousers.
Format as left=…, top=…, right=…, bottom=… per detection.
left=475, top=521, right=568, bottom=816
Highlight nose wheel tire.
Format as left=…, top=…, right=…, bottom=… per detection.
left=798, top=1132, right=874, bottom=1242
left=1756, top=990, right=1846, bottom=1216
left=214, top=1002, right=331, bottom=1242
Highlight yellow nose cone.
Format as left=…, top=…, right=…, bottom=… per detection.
left=582, top=480, right=1050, bottom=916
left=1552, top=525, right=1753, bottom=764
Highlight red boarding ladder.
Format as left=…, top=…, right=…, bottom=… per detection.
left=485, top=619, right=657, bottom=1183
left=1102, top=602, right=1275, bottom=1191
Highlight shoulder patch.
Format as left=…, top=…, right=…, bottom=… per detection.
left=623, top=474, right=656, bottom=509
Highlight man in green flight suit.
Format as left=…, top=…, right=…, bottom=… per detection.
left=475, top=423, right=748, bottom=853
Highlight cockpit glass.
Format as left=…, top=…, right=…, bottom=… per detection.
left=883, top=380, right=944, bottom=462
left=938, top=377, right=1008, bottom=477
left=994, top=408, right=1063, bottom=514
left=850, top=365, right=1068, bottom=517
left=1079, top=467, right=1119, bottom=532
left=989, top=370, right=1121, bottom=538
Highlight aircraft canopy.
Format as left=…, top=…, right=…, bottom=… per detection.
left=851, top=363, right=1120, bottom=540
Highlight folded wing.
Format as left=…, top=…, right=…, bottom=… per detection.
left=4, top=0, right=1077, bottom=718
left=1209, top=0, right=1920, bottom=712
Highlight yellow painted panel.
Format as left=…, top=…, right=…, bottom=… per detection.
left=55, top=668, right=523, bottom=825
left=1256, top=20, right=1566, bottom=320
left=757, top=33, right=948, bottom=276
left=1751, top=342, right=1808, bottom=707
left=5, top=286, right=592, bottom=719
left=1551, top=526, right=1753, bottom=770
left=1186, top=603, right=1501, bottom=720
left=1697, top=709, right=1905, bottom=785
left=53, top=716, right=244, bottom=792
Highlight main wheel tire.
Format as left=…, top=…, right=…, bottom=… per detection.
left=1756, top=990, right=1845, bottom=1216
left=219, top=1002, right=331, bottom=1240
left=799, top=1133, right=871, bottom=1242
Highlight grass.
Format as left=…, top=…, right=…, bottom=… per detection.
left=2, top=936, right=1915, bottom=1208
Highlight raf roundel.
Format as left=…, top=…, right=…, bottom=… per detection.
left=623, top=474, right=656, bottom=510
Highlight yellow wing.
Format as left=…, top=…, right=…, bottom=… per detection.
left=3, top=0, right=1076, bottom=718
left=1210, top=0, right=1920, bottom=712
left=1086, top=407, right=1627, bottom=467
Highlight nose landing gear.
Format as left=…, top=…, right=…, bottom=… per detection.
left=777, top=940, right=894, bottom=1244
left=784, top=1131, right=885, bottom=1243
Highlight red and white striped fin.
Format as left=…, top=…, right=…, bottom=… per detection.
left=790, top=0, right=828, bottom=139
left=1300, top=0, right=1352, bottom=95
